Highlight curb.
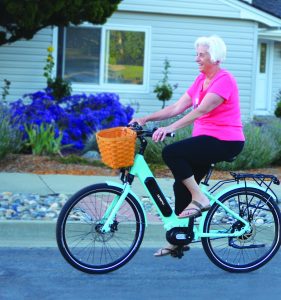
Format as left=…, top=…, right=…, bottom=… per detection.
left=0, top=220, right=171, bottom=248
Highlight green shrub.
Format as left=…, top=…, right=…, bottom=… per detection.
left=263, top=118, right=281, bottom=165
left=274, top=89, right=281, bottom=118
left=24, top=123, right=64, bottom=156
left=144, top=119, right=192, bottom=165
left=142, top=119, right=281, bottom=171
left=216, top=122, right=279, bottom=170
left=274, top=101, right=281, bottom=118
left=144, top=139, right=166, bottom=165
left=83, top=132, right=99, bottom=154
left=48, top=77, right=72, bottom=102
left=0, top=105, right=23, bottom=159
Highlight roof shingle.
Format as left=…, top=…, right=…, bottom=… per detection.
left=252, top=0, right=281, bottom=19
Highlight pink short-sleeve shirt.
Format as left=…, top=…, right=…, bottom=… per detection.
left=187, top=69, right=245, bottom=141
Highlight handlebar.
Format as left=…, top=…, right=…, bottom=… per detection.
left=128, top=122, right=175, bottom=138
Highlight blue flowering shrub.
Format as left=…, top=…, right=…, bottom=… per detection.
left=10, top=90, right=134, bottom=152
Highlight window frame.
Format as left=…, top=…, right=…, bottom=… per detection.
left=57, top=23, right=151, bottom=94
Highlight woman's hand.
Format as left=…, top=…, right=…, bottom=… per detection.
left=152, top=126, right=174, bottom=142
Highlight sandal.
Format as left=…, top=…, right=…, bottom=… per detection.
left=154, top=245, right=190, bottom=257
left=178, top=200, right=211, bottom=219
left=154, top=247, right=176, bottom=257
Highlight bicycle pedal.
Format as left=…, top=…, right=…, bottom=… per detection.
left=171, top=245, right=190, bottom=259
left=171, top=251, right=184, bottom=259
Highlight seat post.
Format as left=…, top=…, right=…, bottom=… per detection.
left=201, top=164, right=215, bottom=186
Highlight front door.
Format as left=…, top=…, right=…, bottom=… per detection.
left=254, top=40, right=273, bottom=114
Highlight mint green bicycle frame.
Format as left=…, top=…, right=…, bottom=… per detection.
left=101, top=153, right=255, bottom=240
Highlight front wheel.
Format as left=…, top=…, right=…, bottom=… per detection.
left=202, top=187, right=281, bottom=273
left=56, top=183, right=146, bottom=274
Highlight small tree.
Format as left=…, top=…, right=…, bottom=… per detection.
left=43, top=46, right=72, bottom=101
left=1, top=78, right=11, bottom=105
left=0, top=0, right=121, bottom=45
left=154, top=58, right=178, bottom=109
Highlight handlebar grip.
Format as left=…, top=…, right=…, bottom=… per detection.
left=152, top=127, right=175, bottom=138
left=128, top=123, right=175, bottom=138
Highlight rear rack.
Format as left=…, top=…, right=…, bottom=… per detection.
left=230, top=172, right=280, bottom=185
left=207, top=172, right=280, bottom=203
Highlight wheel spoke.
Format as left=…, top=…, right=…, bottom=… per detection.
left=202, top=188, right=281, bottom=272
left=56, top=184, right=145, bottom=274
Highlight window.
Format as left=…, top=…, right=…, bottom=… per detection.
left=60, top=25, right=150, bottom=92
left=259, top=42, right=267, bottom=73
left=105, top=30, right=145, bottom=85
left=64, top=27, right=101, bottom=83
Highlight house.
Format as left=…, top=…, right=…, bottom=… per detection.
left=0, top=0, right=281, bottom=120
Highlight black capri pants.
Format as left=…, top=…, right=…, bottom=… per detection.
left=162, top=135, right=244, bottom=215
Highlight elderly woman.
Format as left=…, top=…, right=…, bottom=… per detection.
left=130, top=35, right=245, bottom=257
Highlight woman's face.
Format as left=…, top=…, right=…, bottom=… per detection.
left=195, top=45, right=213, bottom=73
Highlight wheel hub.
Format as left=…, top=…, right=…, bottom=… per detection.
left=231, top=220, right=256, bottom=242
left=93, top=220, right=119, bottom=242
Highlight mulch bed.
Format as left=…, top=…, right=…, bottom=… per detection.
left=1, top=154, right=281, bottom=180
left=0, top=154, right=119, bottom=176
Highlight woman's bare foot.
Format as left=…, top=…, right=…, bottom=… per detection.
left=154, top=244, right=190, bottom=257
left=178, top=199, right=211, bottom=218
left=154, top=244, right=177, bottom=257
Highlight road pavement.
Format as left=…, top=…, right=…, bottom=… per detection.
left=0, top=247, right=281, bottom=300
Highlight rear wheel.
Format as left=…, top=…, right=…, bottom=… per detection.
left=202, top=187, right=281, bottom=273
left=56, top=183, right=145, bottom=274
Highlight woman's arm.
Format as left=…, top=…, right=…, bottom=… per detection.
left=153, top=92, right=224, bottom=141
left=130, top=92, right=192, bottom=125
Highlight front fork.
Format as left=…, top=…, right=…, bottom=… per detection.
left=101, top=183, right=131, bottom=233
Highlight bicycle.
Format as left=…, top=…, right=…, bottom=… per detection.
left=56, top=124, right=281, bottom=274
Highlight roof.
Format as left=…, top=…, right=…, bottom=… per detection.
left=252, top=0, right=281, bottom=19
left=119, top=1, right=281, bottom=27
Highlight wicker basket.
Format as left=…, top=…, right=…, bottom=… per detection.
left=96, top=127, right=137, bottom=169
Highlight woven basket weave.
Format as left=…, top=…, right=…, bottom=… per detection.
left=96, top=127, right=137, bottom=169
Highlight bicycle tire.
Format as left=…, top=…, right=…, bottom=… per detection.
left=56, top=183, right=146, bottom=274
left=201, top=187, right=281, bottom=273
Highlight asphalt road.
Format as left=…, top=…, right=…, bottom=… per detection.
left=0, top=247, right=281, bottom=300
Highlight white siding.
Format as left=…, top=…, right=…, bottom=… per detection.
left=119, top=0, right=241, bottom=18
left=0, top=28, right=53, bottom=102
left=97, top=11, right=256, bottom=119
left=272, top=42, right=281, bottom=111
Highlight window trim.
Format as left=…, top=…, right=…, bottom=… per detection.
left=55, top=23, right=151, bottom=94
